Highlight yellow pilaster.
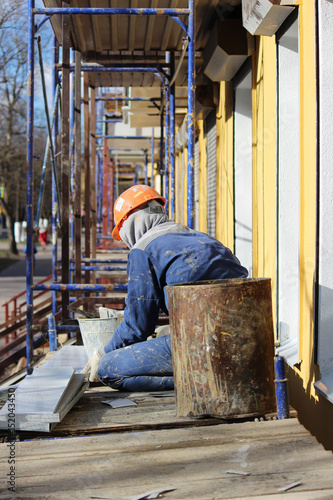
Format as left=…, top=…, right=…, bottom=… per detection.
left=184, top=147, right=188, bottom=226
left=298, top=0, right=316, bottom=386
left=216, top=81, right=234, bottom=249
left=175, top=152, right=179, bottom=223
left=252, top=35, right=277, bottom=324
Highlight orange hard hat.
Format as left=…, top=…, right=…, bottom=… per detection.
left=112, top=184, right=166, bottom=241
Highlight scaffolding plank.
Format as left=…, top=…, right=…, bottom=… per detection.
left=53, top=387, right=225, bottom=436
left=1, top=419, right=332, bottom=499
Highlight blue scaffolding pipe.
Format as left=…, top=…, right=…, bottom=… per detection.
left=164, top=85, right=170, bottom=211
left=150, top=135, right=154, bottom=187
left=69, top=265, right=126, bottom=272
left=51, top=36, right=59, bottom=316
left=170, top=52, right=176, bottom=220
left=96, top=96, right=161, bottom=111
left=33, top=7, right=191, bottom=17
left=48, top=316, right=58, bottom=351
left=33, top=283, right=128, bottom=292
left=96, top=119, right=122, bottom=123
left=135, top=164, right=140, bottom=183
left=56, top=325, right=80, bottom=333
left=69, top=50, right=76, bottom=267
left=68, top=65, right=166, bottom=72
left=144, top=151, right=148, bottom=185
left=78, top=66, right=167, bottom=85
left=187, top=0, right=195, bottom=228
left=97, top=135, right=152, bottom=140
left=55, top=64, right=168, bottom=85
left=108, top=148, right=146, bottom=152
left=96, top=96, right=160, bottom=102
left=26, top=0, right=35, bottom=375
left=159, top=87, right=164, bottom=193
left=164, top=52, right=171, bottom=210
left=275, top=356, right=290, bottom=419
left=35, top=14, right=52, bottom=33
left=68, top=258, right=127, bottom=264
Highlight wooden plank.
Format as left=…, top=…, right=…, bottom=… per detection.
left=1, top=419, right=332, bottom=499
left=84, top=73, right=91, bottom=285
left=90, top=85, right=97, bottom=268
left=61, top=6, right=70, bottom=319
left=53, top=388, right=224, bottom=436
left=74, top=50, right=82, bottom=286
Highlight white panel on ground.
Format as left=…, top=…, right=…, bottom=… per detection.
left=0, top=346, right=88, bottom=432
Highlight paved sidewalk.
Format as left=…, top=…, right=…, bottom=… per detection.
left=0, top=241, right=52, bottom=325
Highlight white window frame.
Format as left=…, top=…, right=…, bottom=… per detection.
left=275, top=11, right=301, bottom=367
left=233, top=60, right=253, bottom=277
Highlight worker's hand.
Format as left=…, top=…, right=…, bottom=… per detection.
left=81, top=352, right=102, bottom=383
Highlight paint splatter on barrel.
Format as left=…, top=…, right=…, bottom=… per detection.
left=166, top=278, right=276, bottom=418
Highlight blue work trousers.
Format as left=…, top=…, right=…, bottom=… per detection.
left=97, top=334, right=174, bottom=392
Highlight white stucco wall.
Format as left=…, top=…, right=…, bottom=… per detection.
left=276, top=16, right=300, bottom=365
left=317, top=0, right=333, bottom=376
left=234, top=71, right=253, bottom=276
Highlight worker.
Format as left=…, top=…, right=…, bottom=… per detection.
left=82, top=184, right=248, bottom=391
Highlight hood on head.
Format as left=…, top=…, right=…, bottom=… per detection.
left=119, top=200, right=168, bottom=249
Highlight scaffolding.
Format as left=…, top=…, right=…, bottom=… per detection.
left=25, top=0, right=196, bottom=374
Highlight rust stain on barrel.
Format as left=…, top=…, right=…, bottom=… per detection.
left=166, top=278, right=276, bottom=419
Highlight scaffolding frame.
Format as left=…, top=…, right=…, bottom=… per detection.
left=26, top=0, right=195, bottom=374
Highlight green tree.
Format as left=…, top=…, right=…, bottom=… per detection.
left=0, top=0, right=27, bottom=253
left=0, top=0, right=50, bottom=254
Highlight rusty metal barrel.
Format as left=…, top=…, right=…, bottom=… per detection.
left=166, top=278, right=276, bottom=419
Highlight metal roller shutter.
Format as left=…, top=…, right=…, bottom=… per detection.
left=180, top=150, right=185, bottom=225
left=206, top=110, right=217, bottom=238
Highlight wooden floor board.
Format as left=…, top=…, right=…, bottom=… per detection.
left=49, top=387, right=226, bottom=436
left=0, top=348, right=332, bottom=499
left=0, top=419, right=332, bottom=499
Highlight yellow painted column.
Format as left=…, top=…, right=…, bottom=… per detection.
left=252, top=35, right=277, bottom=323
left=175, top=152, right=180, bottom=223
left=298, top=0, right=316, bottom=387
left=216, top=81, right=234, bottom=249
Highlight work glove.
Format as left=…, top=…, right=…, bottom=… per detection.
left=81, top=351, right=102, bottom=383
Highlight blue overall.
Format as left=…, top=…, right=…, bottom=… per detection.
left=97, top=231, right=248, bottom=392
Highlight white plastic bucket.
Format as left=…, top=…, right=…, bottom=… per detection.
left=78, top=312, right=124, bottom=358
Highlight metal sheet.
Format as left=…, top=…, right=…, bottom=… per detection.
left=206, top=109, right=217, bottom=238
left=0, top=346, right=89, bottom=432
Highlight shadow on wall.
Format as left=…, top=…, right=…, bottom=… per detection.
left=286, top=364, right=333, bottom=452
